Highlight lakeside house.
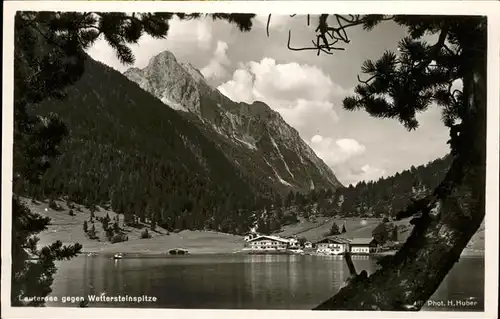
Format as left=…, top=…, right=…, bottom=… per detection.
left=247, top=235, right=289, bottom=251
left=304, top=241, right=313, bottom=249
left=243, top=233, right=379, bottom=255
left=315, top=236, right=351, bottom=255
left=350, top=238, right=379, bottom=254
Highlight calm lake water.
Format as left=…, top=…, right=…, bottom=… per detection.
left=47, top=254, right=484, bottom=311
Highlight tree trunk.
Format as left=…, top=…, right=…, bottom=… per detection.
left=314, top=62, right=486, bottom=311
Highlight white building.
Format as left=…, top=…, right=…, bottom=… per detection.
left=247, top=235, right=289, bottom=251
left=316, top=236, right=351, bottom=255
left=350, top=238, right=378, bottom=254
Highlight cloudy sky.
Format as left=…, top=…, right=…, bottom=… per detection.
left=87, top=14, right=450, bottom=186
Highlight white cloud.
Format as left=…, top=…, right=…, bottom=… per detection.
left=192, top=20, right=213, bottom=50
left=86, top=16, right=214, bottom=72
left=355, top=165, right=387, bottom=184
left=217, top=57, right=348, bottom=137
left=306, top=135, right=389, bottom=185
left=218, top=69, right=255, bottom=103
left=276, top=100, right=339, bottom=132
left=201, top=41, right=231, bottom=80
left=334, top=163, right=388, bottom=186
left=309, top=135, right=366, bottom=167
left=336, top=139, right=366, bottom=156
left=219, top=57, right=349, bottom=104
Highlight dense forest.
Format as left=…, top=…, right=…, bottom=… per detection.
left=333, top=154, right=452, bottom=217
left=15, top=56, right=281, bottom=235
left=255, top=155, right=453, bottom=234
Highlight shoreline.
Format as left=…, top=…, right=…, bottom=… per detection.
left=78, top=248, right=485, bottom=258
left=28, top=197, right=484, bottom=260
left=373, top=249, right=484, bottom=257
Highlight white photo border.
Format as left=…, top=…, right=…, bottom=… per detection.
left=2, top=1, right=499, bottom=319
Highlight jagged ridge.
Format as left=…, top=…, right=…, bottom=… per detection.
left=124, top=51, right=342, bottom=194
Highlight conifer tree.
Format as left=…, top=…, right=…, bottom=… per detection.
left=106, top=227, right=114, bottom=241
left=141, top=228, right=150, bottom=239
left=285, top=191, right=295, bottom=207
left=102, top=216, right=109, bottom=231
left=279, top=14, right=486, bottom=310
left=372, top=222, right=390, bottom=245
left=11, top=199, right=83, bottom=306
left=391, top=227, right=398, bottom=242
left=89, top=224, right=97, bottom=239
left=329, top=222, right=341, bottom=236
left=112, top=221, right=119, bottom=233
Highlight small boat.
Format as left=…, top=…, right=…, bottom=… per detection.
left=113, top=253, right=123, bottom=259
left=168, top=248, right=188, bottom=255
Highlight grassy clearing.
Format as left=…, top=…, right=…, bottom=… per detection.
left=22, top=198, right=242, bottom=252
left=275, top=217, right=412, bottom=243
left=97, top=230, right=243, bottom=254
left=21, top=197, right=242, bottom=254
left=22, top=197, right=483, bottom=255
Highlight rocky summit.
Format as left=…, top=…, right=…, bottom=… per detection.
left=124, top=51, right=342, bottom=194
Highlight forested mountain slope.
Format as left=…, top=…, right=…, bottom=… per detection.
left=18, top=56, right=281, bottom=233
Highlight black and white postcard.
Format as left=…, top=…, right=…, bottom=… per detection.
left=2, top=1, right=499, bottom=319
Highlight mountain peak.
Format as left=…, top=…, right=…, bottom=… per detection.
left=123, top=50, right=202, bottom=115
left=150, top=50, right=178, bottom=65
left=124, top=50, right=342, bottom=193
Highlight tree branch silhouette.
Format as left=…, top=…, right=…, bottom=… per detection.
left=263, top=13, right=486, bottom=310
left=268, top=14, right=394, bottom=55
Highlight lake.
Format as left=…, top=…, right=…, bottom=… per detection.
left=47, top=254, right=484, bottom=311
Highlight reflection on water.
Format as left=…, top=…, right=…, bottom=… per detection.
left=48, top=254, right=484, bottom=311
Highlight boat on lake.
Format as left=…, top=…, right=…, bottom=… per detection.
left=169, top=248, right=188, bottom=255
left=113, top=253, right=123, bottom=259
